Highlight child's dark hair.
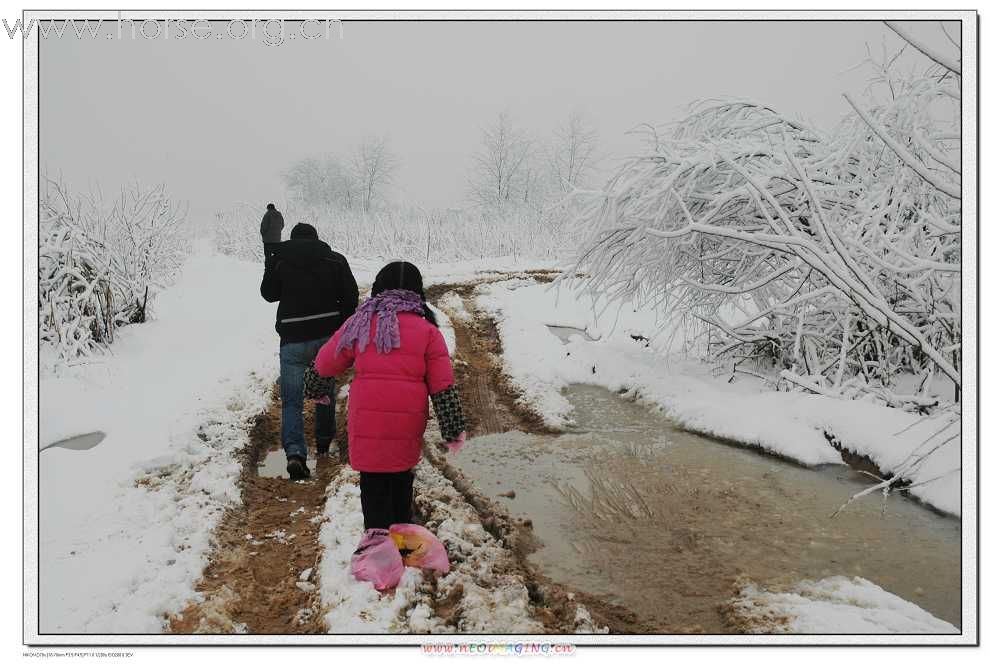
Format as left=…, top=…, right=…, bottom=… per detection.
left=371, top=261, right=438, bottom=327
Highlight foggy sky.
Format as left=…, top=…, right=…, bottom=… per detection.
left=40, top=19, right=958, bottom=221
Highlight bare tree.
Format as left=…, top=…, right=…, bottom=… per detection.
left=283, top=154, right=356, bottom=209
left=469, top=111, right=533, bottom=209
left=548, top=112, right=599, bottom=192
left=351, top=135, right=398, bottom=213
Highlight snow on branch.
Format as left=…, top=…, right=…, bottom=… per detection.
left=568, top=71, right=961, bottom=407
left=831, top=414, right=959, bottom=518
left=844, top=93, right=961, bottom=200
left=885, top=21, right=961, bottom=75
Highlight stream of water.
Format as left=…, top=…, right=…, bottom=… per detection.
left=452, top=384, right=961, bottom=632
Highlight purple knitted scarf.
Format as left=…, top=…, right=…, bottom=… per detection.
left=336, top=289, right=426, bottom=355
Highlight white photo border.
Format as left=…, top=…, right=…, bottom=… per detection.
left=22, top=8, right=979, bottom=647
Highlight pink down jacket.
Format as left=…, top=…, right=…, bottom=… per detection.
left=314, top=313, right=454, bottom=472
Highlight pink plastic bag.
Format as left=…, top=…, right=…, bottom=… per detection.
left=350, top=528, right=404, bottom=590
left=389, top=523, right=450, bottom=574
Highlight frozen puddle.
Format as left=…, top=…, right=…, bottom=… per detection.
left=258, top=448, right=318, bottom=479
left=452, top=385, right=960, bottom=632
left=545, top=325, right=598, bottom=344
left=40, top=431, right=107, bottom=452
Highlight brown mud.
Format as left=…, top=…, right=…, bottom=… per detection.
left=167, top=388, right=348, bottom=634
left=427, top=281, right=556, bottom=437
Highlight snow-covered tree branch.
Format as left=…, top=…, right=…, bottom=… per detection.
left=885, top=21, right=961, bottom=75
left=568, top=54, right=961, bottom=408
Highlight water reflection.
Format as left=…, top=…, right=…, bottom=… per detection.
left=257, top=448, right=319, bottom=479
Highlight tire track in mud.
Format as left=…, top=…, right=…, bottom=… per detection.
left=427, top=278, right=558, bottom=437
left=168, top=387, right=348, bottom=634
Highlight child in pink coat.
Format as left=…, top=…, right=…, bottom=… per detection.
left=314, top=261, right=466, bottom=532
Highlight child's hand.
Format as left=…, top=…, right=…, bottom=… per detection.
left=446, top=432, right=466, bottom=454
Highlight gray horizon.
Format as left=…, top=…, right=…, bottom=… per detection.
left=40, top=19, right=958, bottom=222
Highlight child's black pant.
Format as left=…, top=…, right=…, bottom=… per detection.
left=359, top=470, right=414, bottom=530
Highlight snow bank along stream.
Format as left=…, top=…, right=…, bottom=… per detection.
left=476, top=279, right=960, bottom=517
left=451, top=384, right=960, bottom=631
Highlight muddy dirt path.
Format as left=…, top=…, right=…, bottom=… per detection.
left=169, top=274, right=672, bottom=635
left=165, top=273, right=957, bottom=636
left=427, top=280, right=555, bottom=437
left=168, top=390, right=347, bottom=634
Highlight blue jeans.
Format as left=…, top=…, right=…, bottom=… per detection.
left=279, top=337, right=334, bottom=460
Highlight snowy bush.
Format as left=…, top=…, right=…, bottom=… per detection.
left=39, top=178, right=189, bottom=363
left=213, top=111, right=599, bottom=265
left=568, top=29, right=961, bottom=411
left=213, top=200, right=573, bottom=264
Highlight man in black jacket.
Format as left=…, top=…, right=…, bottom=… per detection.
left=261, top=222, right=359, bottom=480
left=260, top=203, right=284, bottom=260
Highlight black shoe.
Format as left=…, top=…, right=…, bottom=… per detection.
left=316, top=441, right=331, bottom=457
left=287, top=456, right=310, bottom=480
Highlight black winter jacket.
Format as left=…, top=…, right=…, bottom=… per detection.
left=260, top=238, right=359, bottom=344
left=260, top=208, right=284, bottom=243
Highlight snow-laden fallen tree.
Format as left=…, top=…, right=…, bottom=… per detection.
left=39, top=177, right=189, bottom=364
left=568, top=37, right=960, bottom=412
left=566, top=28, right=962, bottom=511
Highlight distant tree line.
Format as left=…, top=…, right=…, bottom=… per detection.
left=282, top=135, right=398, bottom=214
left=468, top=110, right=600, bottom=212
left=282, top=112, right=602, bottom=215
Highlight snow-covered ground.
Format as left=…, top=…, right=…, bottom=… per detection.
left=727, top=577, right=958, bottom=634
left=34, top=239, right=554, bottom=634
left=38, top=240, right=279, bottom=632
left=35, top=247, right=960, bottom=636
left=472, top=279, right=959, bottom=516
